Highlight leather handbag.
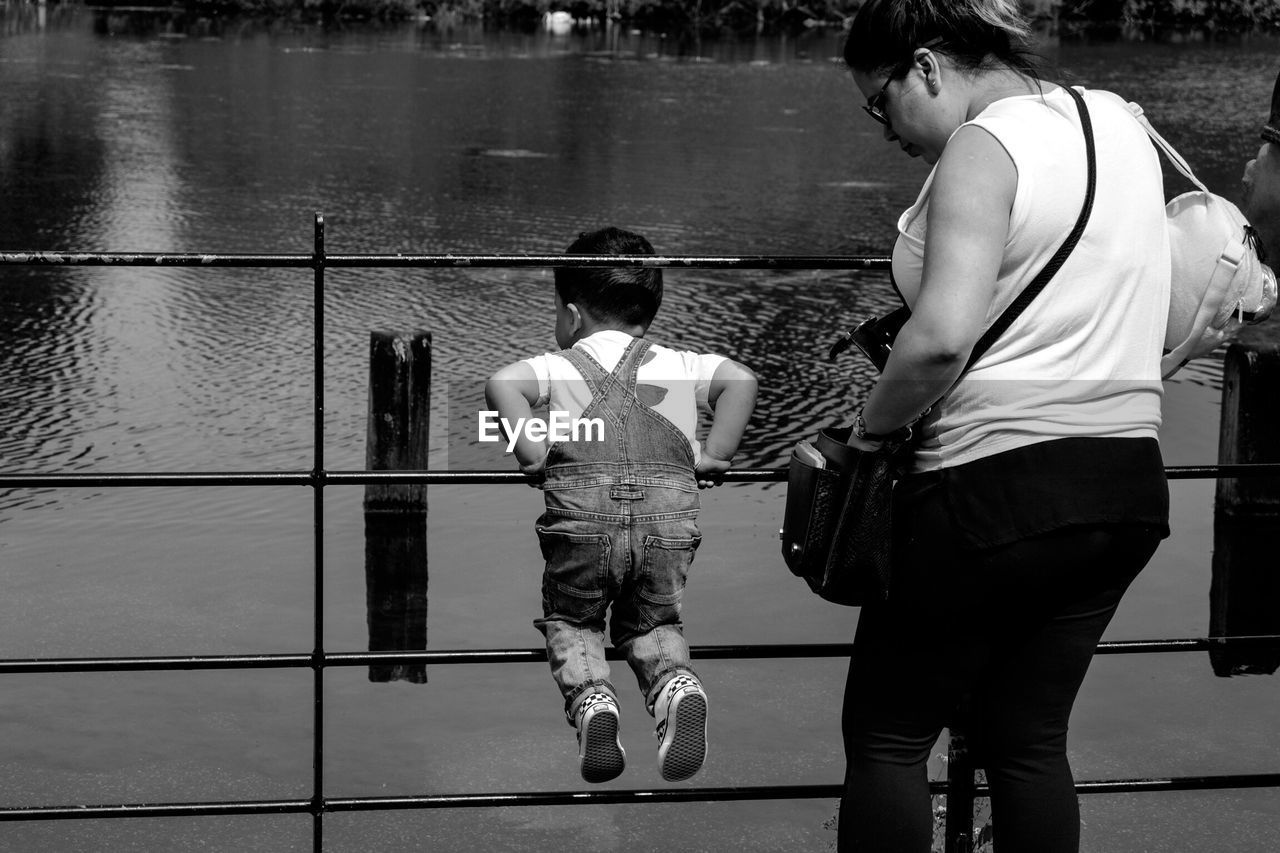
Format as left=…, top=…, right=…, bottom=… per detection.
left=782, top=426, right=900, bottom=605
left=781, top=85, right=1099, bottom=606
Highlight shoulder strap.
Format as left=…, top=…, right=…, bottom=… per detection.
left=1114, top=96, right=1210, bottom=194
left=558, top=346, right=607, bottom=397
left=963, top=84, right=1098, bottom=371
left=621, top=337, right=651, bottom=379
left=558, top=336, right=650, bottom=396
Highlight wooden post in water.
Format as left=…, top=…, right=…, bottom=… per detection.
left=1210, top=332, right=1280, bottom=676
left=365, top=331, right=432, bottom=512
left=364, top=330, right=431, bottom=683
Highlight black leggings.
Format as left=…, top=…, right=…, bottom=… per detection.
left=838, top=483, right=1163, bottom=853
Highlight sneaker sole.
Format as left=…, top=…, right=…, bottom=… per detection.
left=658, top=690, right=707, bottom=782
left=580, top=709, right=625, bottom=784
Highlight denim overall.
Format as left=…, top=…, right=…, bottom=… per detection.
left=533, top=337, right=702, bottom=725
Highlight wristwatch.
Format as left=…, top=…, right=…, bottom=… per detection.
left=853, top=409, right=912, bottom=444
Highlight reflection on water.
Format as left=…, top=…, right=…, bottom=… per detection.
left=365, top=511, right=428, bottom=684
left=2, top=9, right=1279, bottom=850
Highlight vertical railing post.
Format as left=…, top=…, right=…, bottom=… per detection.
left=312, top=212, right=327, bottom=852
left=944, top=728, right=976, bottom=853
left=1210, top=339, right=1280, bottom=676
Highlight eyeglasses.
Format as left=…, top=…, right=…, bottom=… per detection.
left=861, top=39, right=945, bottom=128
left=862, top=72, right=901, bottom=127
left=1263, top=124, right=1280, bottom=145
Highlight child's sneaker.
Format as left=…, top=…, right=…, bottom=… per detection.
left=575, top=692, right=625, bottom=783
left=654, top=674, right=708, bottom=782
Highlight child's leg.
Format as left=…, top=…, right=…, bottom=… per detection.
left=607, top=514, right=699, bottom=705
left=614, top=622, right=694, bottom=713
left=612, top=521, right=707, bottom=781
left=534, top=520, right=623, bottom=721
left=617, top=620, right=707, bottom=782
left=536, top=620, right=625, bottom=784
left=533, top=539, right=615, bottom=724
left=534, top=525, right=626, bottom=783
left=536, top=617, right=613, bottom=723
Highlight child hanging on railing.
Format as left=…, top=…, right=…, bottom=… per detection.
left=483, top=226, right=757, bottom=784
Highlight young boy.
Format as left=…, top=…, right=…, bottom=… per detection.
left=484, top=227, right=757, bottom=784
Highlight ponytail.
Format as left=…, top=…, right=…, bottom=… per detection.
left=844, top=0, right=1041, bottom=80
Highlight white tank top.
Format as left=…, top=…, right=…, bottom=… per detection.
left=890, top=86, right=1171, bottom=473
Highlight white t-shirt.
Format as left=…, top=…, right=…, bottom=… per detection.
left=522, top=330, right=727, bottom=462
left=890, top=86, right=1170, bottom=472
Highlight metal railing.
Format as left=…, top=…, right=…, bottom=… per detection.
left=3, top=213, right=1279, bottom=853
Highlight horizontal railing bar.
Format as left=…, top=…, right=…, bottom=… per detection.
left=1093, top=636, right=1280, bottom=654
left=323, top=644, right=860, bottom=666
left=0, top=470, right=757, bottom=488
left=322, top=254, right=894, bottom=270
left=0, top=654, right=314, bottom=674
left=0, top=473, right=315, bottom=488
left=1164, top=463, right=1280, bottom=480
left=324, top=772, right=1280, bottom=811
left=0, top=647, right=839, bottom=673
left=329, top=464, right=1280, bottom=483
left=0, top=252, right=892, bottom=271
left=8, top=771, right=1280, bottom=822
left=0, top=470, right=780, bottom=487
left=325, top=785, right=846, bottom=812
left=321, top=636, right=1280, bottom=664
left=0, top=799, right=313, bottom=822
left=3, top=463, right=1278, bottom=489
left=324, top=469, right=790, bottom=485
left=1074, top=772, right=1280, bottom=794
left=0, top=252, right=315, bottom=268
left=6, top=636, right=1279, bottom=674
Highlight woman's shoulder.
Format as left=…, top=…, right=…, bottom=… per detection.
left=971, top=84, right=1074, bottom=125
left=933, top=121, right=1018, bottom=200
left=959, top=85, right=1118, bottom=168
left=978, top=85, right=1142, bottom=129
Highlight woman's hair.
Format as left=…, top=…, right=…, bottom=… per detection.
left=843, top=0, right=1040, bottom=80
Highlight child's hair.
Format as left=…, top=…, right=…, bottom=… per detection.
left=843, top=0, right=1040, bottom=81
left=555, top=227, right=663, bottom=328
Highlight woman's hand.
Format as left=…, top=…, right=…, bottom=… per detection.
left=844, top=433, right=886, bottom=453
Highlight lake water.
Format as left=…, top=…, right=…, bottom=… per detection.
left=1, top=6, right=1279, bottom=851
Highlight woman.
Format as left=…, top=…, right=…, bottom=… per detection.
left=837, top=2, right=1170, bottom=851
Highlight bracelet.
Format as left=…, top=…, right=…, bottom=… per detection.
left=853, top=409, right=913, bottom=444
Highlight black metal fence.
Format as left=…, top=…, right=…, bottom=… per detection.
left=3, top=213, right=1279, bottom=853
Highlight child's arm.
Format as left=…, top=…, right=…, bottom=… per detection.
left=696, top=359, right=758, bottom=488
left=484, top=361, right=547, bottom=477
